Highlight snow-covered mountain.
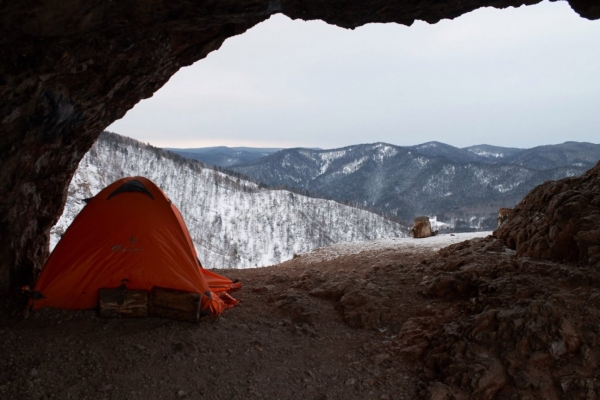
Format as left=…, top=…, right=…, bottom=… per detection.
left=166, top=146, right=283, bottom=167
left=500, top=141, right=600, bottom=170
left=51, top=132, right=407, bottom=269
left=229, top=142, right=595, bottom=228
left=408, top=141, right=484, bottom=164
left=462, top=144, right=523, bottom=160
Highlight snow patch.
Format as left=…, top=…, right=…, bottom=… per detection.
left=429, top=216, right=450, bottom=231
left=298, top=232, right=491, bottom=263
left=342, top=156, right=368, bottom=174
left=317, top=150, right=347, bottom=175
left=415, top=157, right=428, bottom=167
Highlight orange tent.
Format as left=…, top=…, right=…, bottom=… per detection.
left=31, top=176, right=240, bottom=316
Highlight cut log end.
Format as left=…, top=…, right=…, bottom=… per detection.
left=98, top=287, right=148, bottom=318
left=148, top=286, right=201, bottom=323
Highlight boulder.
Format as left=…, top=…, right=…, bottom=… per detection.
left=410, top=216, right=437, bottom=239
left=494, top=161, right=600, bottom=266
left=497, top=208, right=513, bottom=229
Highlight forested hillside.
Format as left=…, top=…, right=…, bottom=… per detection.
left=230, top=142, right=595, bottom=228
left=51, top=132, right=406, bottom=269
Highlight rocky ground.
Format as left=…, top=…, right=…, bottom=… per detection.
left=1, top=229, right=599, bottom=400
left=0, top=237, right=434, bottom=400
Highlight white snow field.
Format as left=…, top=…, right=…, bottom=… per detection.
left=296, top=231, right=492, bottom=264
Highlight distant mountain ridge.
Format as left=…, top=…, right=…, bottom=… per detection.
left=463, top=144, right=523, bottom=160
left=406, top=140, right=600, bottom=169
left=499, top=141, right=600, bottom=170
left=225, top=141, right=599, bottom=227
left=166, top=146, right=283, bottom=167
left=408, top=141, right=485, bottom=164
left=172, top=141, right=600, bottom=171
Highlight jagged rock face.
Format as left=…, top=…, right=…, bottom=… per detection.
left=495, top=161, right=600, bottom=267
left=416, top=237, right=600, bottom=399
left=0, top=0, right=598, bottom=293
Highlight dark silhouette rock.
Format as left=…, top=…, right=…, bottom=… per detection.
left=0, top=0, right=598, bottom=293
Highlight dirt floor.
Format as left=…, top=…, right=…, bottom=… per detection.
left=2, top=234, right=600, bottom=400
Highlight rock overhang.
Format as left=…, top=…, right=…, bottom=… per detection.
left=0, top=0, right=599, bottom=294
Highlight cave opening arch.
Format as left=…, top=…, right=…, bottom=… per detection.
left=0, top=0, right=598, bottom=295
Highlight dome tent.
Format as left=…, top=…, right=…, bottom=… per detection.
left=31, top=176, right=240, bottom=316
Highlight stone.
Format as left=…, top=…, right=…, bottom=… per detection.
left=560, top=319, right=581, bottom=353
left=362, top=378, right=376, bottom=387
left=428, top=383, right=456, bottom=400
left=373, top=353, right=391, bottom=365
left=495, top=162, right=600, bottom=266
left=471, top=358, right=508, bottom=399
left=551, top=341, right=567, bottom=359
left=497, top=208, right=512, bottom=229
left=309, top=281, right=350, bottom=301
left=251, top=285, right=275, bottom=294
left=399, top=343, right=428, bottom=360
left=410, top=216, right=433, bottom=239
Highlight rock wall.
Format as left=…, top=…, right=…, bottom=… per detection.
left=0, top=1, right=267, bottom=294
left=417, top=236, right=600, bottom=399
left=494, top=161, right=600, bottom=267
left=0, top=0, right=598, bottom=293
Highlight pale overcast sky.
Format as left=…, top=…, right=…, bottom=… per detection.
left=108, top=1, right=600, bottom=150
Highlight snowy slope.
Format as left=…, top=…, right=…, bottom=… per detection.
left=51, top=133, right=407, bottom=269
left=299, top=231, right=492, bottom=264
left=462, top=144, right=523, bottom=160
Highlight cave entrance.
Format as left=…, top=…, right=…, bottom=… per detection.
left=1, top=0, right=599, bottom=295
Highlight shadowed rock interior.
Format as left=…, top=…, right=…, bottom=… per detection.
left=0, top=0, right=599, bottom=294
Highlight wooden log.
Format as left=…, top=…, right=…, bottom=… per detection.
left=148, top=287, right=201, bottom=322
left=98, top=287, right=148, bottom=318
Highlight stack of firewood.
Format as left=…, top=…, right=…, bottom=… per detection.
left=98, top=286, right=202, bottom=322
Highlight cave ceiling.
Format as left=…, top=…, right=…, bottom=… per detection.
left=0, top=0, right=598, bottom=294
